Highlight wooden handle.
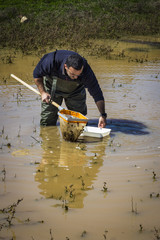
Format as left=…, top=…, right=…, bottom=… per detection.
left=11, top=74, right=40, bottom=95
left=50, top=100, right=63, bottom=110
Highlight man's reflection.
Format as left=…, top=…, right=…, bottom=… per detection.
left=35, top=126, right=109, bottom=209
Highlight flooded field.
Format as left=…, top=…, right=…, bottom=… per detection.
left=0, top=40, right=160, bottom=240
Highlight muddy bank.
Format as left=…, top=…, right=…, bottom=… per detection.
left=0, top=0, right=160, bottom=52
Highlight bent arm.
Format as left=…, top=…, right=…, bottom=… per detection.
left=34, top=77, right=51, bottom=103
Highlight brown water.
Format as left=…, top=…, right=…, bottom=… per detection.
left=0, top=40, right=160, bottom=240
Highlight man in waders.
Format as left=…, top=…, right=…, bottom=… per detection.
left=33, top=50, right=107, bottom=127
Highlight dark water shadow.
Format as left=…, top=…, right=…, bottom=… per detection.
left=57, top=118, right=150, bottom=136
left=87, top=118, right=150, bottom=135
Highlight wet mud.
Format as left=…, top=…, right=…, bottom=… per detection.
left=0, top=40, right=160, bottom=239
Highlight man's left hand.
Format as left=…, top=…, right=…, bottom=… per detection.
left=98, top=116, right=106, bottom=128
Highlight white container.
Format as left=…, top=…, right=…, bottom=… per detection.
left=80, top=126, right=111, bottom=138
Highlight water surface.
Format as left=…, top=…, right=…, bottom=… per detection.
left=0, top=40, right=160, bottom=240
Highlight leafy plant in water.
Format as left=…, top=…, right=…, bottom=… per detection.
left=17, top=125, right=21, bottom=137
left=103, top=229, right=108, bottom=239
left=81, top=230, right=87, bottom=237
left=139, top=224, right=143, bottom=232
left=49, top=229, right=54, bottom=240
left=131, top=196, right=138, bottom=214
left=102, top=182, right=108, bottom=192
left=152, top=171, right=157, bottom=181
left=150, top=192, right=160, bottom=198
left=81, top=179, right=85, bottom=190
left=65, top=184, right=75, bottom=200
left=62, top=200, right=69, bottom=212
left=0, top=198, right=23, bottom=227
left=154, top=227, right=160, bottom=240
left=1, top=167, right=6, bottom=182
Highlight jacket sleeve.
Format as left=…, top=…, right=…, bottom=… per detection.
left=83, top=63, right=104, bottom=102
left=33, top=53, right=54, bottom=78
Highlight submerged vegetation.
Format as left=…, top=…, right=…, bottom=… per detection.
left=0, top=0, right=160, bottom=53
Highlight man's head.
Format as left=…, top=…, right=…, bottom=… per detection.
left=64, top=54, right=84, bottom=79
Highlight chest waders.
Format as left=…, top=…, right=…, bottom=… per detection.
left=40, top=76, right=87, bottom=126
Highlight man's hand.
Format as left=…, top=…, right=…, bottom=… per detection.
left=41, top=92, right=51, bottom=104
left=98, top=116, right=106, bottom=128
left=34, top=77, right=51, bottom=104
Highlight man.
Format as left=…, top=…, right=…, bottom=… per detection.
left=33, top=50, right=107, bottom=127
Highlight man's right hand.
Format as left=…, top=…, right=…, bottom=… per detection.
left=41, top=92, right=51, bottom=104
left=34, top=77, right=51, bottom=103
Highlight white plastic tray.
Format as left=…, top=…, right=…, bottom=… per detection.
left=80, top=126, right=111, bottom=138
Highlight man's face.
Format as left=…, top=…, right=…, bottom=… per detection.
left=64, top=64, right=83, bottom=80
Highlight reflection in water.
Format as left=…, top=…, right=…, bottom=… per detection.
left=35, top=126, right=109, bottom=208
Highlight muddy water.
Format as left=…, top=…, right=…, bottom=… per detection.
left=0, top=40, right=160, bottom=240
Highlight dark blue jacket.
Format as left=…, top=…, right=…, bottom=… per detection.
left=33, top=50, right=104, bottom=102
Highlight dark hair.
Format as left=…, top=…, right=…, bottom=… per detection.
left=66, top=54, right=83, bottom=70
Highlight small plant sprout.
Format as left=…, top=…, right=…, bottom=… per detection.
left=62, top=200, right=69, bottom=212
left=81, top=179, right=85, bottom=190
left=2, top=167, right=6, bottom=182
left=17, top=125, right=21, bottom=137
left=31, top=136, right=42, bottom=144
left=112, top=79, right=115, bottom=88
left=103, top=229, right=108, bottom=239
left=49, top=229, right=54, bottom=240
left=152, top=171, right=157, bottom=180
left=81, top=230, right=87, bottom=237
left=102, top=182, right=108, bottom=192
left=131, top=196, right=134, bottom=212
left=154, top=227, right=160, bottom=239
left=33, top=125, right=36, bottom=133
left=131, top=196, right=138, bottom=214
left=139, top=224, right=143, bottom=232
left=2, top=126, right=4, bottom=135
left=93, top=153, right=97, bottom=159
left=150, top=192, right=160, bottom=198
left=92, top=153, right=98, bottom=164
left=108, top=139, right=114, bottom=147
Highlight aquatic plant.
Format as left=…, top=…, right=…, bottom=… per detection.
left=81, top=230, right=87, bottom=237
left=150, top=192, right=160, bottom=198
left=139, top=224, right=143, bottom=232
left=102, top=182, right=108, bottom=192
left=81, top=179, right=85, bottom=190
left=0, top=198, right=23, bottom=227
left=131, top=196, right=138, bottom=214
left=154, top=227, right=160, bottom=240
left=31, top=136, right=42, bottom=144
left=92, top=153, right=98, bottom=164
left=17, top=124, right=21, bottom=137
left=1, top=167, right=6, bottom=182
left=62, top=199, right=69, bottom=212
left=152, top=171, right=157, bottom=180
left=49, top=229, right=54, bottom=240
left=103, top=229, right=108, bottom=239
